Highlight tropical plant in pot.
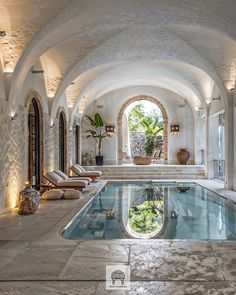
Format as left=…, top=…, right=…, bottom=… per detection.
left=141, top=115, right=163, bottom=156
left=86, top=113, right=111, bottom=165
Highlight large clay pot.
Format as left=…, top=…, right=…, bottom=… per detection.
left=177, top=149, right=190, bottom=165
left=18, top=185, right=40, bottom=215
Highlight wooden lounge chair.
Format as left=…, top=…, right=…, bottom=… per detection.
left=54, top=169, right=92, bottom=184
left=152, top=149, right=162, bottom=163
left=44, top=171, right=88, bottom=191
left=71, top=164, right=102, bottom=181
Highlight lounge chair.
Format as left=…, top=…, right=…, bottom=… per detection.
left=54, top=169, right=92, bottom=184
left=71, top=164, right=102, bottom=181
left=44, top=171, right=88, bottom=191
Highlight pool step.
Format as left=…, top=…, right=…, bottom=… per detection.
left=84, top=165, right=206, bottom=180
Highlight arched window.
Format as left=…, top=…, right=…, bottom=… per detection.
left=75, top=125, right=80, bottom=164
left=28, top=98, right=43, bottom=190
left=59, top=112, right=67, bottom=172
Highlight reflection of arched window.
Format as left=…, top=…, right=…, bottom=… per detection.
left=75, top=125, right=80, bottom=164
left=59, top=112, right=67, bottom=172
left=28, top=98, right=43, bottom=190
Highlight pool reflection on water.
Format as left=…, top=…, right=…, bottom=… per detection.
left=62, top=182, right=236, bottom=240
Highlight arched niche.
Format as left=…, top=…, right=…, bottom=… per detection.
left=27, top=95, right=44, bottom=190
left=117, top=95, right=168, bottom=164
left=57, top=109, right=67, bottom=173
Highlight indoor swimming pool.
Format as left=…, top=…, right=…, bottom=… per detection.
left=62, top=182, right=236, bottom=240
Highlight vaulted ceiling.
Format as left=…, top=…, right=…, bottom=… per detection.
left=0, top=0, right=236, bottom=120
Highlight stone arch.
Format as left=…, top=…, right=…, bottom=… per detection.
left=26, top=92, right=44, bottom=188
left=117, top=95, right=168, bottom=164
left=56, top=108, right=67, bottom=173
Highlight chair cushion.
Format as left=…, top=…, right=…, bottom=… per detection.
left=63, top=190, right=81, bottom=199
left=71, top=165, right=83, bottom=175
left=41, top=189, right=64, bottom=200
left=79, top=171, right=102, bottom=177
left=76, top=164, right=86, bottom=172
left=54, top=170, right=68, bottom=180
left=45, top=171, right=63, bottom=184
left=57, top=180, right=86, bottom=187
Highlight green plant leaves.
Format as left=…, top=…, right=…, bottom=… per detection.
left=85, top=113, right=111, bottom=154
left=94, top=113, right=104, bottom=127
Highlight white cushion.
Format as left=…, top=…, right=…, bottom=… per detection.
left=76, top=164, right=86, bottom=172
left=71, top=165, right=82, bottom=175
left=54, top=170, right=68, bottom=180
left=63, top=190, right=81, bottom=199
left=57, top=180, right=86, bottom=187
left=45, top=171, right=63, bottom=184
left=80, top=171, right=102, bottom=177
left=41, top=189, right=64, bottom=200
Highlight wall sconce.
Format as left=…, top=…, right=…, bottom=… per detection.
left=11, top=113, right=18, bottom=121
left=105, top=125, right=115, bottom=133
left=170, top=124, right=179, bottom=134
left=0, top=31, right=7, bottom=37
left=212, top=96, right=221, bottom=101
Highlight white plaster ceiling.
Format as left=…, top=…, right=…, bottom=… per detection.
left=0, top=0, right=235, bottom=117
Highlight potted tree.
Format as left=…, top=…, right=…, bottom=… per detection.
left=86, top=113, right=111, bottom=165
left=141, top=115, right=163, bottom=156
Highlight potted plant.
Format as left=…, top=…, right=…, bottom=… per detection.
left=141, top=115, right=163, bottom=156
left=86, top=113, right=111, bottom=165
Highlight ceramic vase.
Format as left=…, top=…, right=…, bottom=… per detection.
left=177, top=149, right=190, bottom=165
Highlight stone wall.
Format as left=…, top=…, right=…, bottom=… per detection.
left=0, top=98, right=77, bottom=214
left=0, top=99, right=28, bottom=214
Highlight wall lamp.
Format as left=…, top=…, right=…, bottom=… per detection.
left=0, top=31, right=7, bottom=37
left=212, top=96, right=221, bottom=101
left=105, top=125, right=115, bottom=133
left=11, top=113, right=18, bottom=121
left=170, top=124, right=179, bottom=134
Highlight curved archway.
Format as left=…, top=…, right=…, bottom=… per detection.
left=117, top=95, right=168, bottom=164
left=27, top=96, right=44, bottom=190
left=57, top=110, right=67, bottom=173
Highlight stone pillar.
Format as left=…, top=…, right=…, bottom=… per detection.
left=205, top=106, right=212, bottom=178
left=233, top=84, right=236, bottom=191
left=117, top=120, right=123, bottom=165
left=224, top=86, right=234, bottom=189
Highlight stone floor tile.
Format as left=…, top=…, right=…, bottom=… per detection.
left=211, top=242, right=236, bottom=281
left=71, top=244, right=129, bottom=263
left=0, top=282, right=98, bottom=295
left=0, top=244, right=75, bottom=280
left=127, top=281, right=236, bottom=295
left=130, top=241, right=223, bottom=281
left=59, top=260, right=128, bottom=280
left=96, top=281, right=236, bottom=295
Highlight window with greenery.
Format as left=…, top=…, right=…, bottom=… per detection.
left=127, top=101, right=164, bottom=156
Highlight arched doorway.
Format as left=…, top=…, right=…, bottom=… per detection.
left=75, top=124, right=81, bottom=164
left=28, top=97, right=44, bottom=190
left=117, top=95, right=168, bottom=164
left=58, top=111, right=67, bottom=172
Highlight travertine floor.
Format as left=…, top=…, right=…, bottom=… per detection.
left=0, top=180, right=235, bottom=295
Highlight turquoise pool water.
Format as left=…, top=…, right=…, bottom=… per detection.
left=62, top=182, right=236, bottom=240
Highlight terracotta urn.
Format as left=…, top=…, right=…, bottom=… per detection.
left=177, top=149, right=190, bottom=165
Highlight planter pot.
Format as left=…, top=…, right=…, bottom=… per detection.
left=177, top=149, right=190, bottom=165
left=133, top=156, right=152, bottom=165
left=95, top=155, right=104, bottom=166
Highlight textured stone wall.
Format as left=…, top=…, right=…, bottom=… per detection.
left=0, top=98, right=77, bottom=214
left=0, top=99, right=28, bottom=214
